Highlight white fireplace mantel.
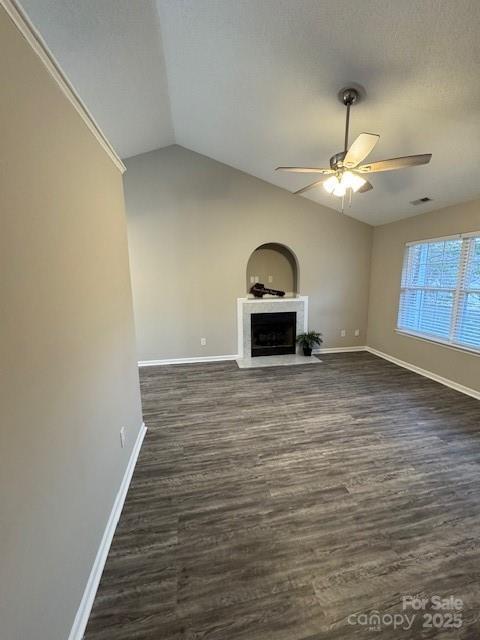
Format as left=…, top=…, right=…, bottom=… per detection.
left=237, top=296, right=308, bottom=358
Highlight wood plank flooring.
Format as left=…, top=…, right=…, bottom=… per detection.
left=85, top=353, right=480, bottom=639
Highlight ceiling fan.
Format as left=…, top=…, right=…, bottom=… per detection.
left=276, top=87, right=431, bottom=206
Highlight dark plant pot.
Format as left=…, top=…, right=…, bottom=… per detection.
left=303, top=346, right=312, bottom=356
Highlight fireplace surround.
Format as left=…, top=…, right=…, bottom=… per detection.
left=237, top=296, right=308, bottom=359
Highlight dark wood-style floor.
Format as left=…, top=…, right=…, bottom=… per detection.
left=85, top=353, right=480, bottom=639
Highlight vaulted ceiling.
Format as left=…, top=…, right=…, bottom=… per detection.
left=21, top=0, right=480, bottom=225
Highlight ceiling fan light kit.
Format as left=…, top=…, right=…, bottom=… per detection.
left=324, top=171, right=366, bottom=195
left=276, top=87, right=432, bottom=210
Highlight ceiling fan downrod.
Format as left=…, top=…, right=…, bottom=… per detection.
left=341, top=87, right=359, bottom=153
left=329, top=88, right=360, bottom=170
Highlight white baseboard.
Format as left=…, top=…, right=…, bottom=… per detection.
left=314, top=346, right=367, bottom=354
left=140, top=349, right=367, bottom=365
left=68, top=422, right=147, bottom=640
left=365, top=346, right=480, bottom=401
left=138, top=354, right=239, bottom=366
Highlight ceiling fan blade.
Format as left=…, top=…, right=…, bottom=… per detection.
left=358, top=179, right=373, bottom=193
left=343, top=133, right=380, bottom=168
left=358, top=154, right=432, bottom=173
left=294, top=178, right=326, bottom=195
left=276, top=166, right=333, bottom=174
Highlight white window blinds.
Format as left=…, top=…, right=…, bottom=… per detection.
left=397, top=233, right=480, bottom=352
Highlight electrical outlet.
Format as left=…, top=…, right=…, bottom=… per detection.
left=340, top=329, right=346, bottom=337
left=250, top=276, right=255, bottom=284
left=120, top=427, right=126, bottom=449
left=201, top=337, right=207, bottom=346
left=254, top=276, right=260, bottom=283
left=354, top=329, right=360, bottom=337
left=268, top=275, right=273, bottom=283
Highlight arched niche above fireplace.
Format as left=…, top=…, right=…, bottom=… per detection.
left=246, top=243, right=299, bottom=296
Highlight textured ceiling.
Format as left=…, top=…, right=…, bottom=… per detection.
left=21, top=0, right=174, bottom=158
left=20, top=0, right=480, bottom=225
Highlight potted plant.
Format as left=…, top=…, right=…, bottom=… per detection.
left=296, top=331, right=323, bottom=356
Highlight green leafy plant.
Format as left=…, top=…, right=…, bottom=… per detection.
left=296, top=331, right=323, bottom=349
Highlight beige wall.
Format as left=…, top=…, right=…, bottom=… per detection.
left=367, top=198, right=480, bottom=392
left=124, top=145, right=372, bottom=361
left=0, top=8, right=143, bottom=640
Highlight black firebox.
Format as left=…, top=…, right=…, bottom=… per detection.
left=251, top=312, right=296, bottom=357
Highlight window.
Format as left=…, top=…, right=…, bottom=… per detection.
left=397, top=233, right=480, bottom=352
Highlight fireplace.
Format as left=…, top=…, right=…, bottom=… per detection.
left=251, top=312, right=296, bottom=357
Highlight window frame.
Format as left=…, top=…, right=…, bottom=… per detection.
left=396, top=231, right=480, bottom=356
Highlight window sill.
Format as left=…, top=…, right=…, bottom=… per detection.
left=395, top=329, right=480, bottom=357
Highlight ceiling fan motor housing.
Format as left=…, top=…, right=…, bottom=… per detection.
left=330, top=151, right=346, bottom=170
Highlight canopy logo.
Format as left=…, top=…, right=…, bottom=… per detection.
left=348, top=595, right=463, bottom=631
left=347, top=611, right=415, bottom=632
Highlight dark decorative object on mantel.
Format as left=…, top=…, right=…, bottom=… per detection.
left=249, top=282, right=285, bottom=298
left=296, top=331, right=323, bottom=356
